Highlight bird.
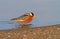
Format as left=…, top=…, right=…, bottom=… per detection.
left=11, top=12, right=34, bottom=25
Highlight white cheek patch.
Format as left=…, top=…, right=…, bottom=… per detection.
left=30, top=13, right=32, bottom=16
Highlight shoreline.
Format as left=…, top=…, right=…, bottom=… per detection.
left=0, top=24, right=60, bottom=39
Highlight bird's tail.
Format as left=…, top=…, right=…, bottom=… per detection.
left=11, top=18, right=17, bottom=20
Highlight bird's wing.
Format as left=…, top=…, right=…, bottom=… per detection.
left=17, top=14, right=29, bottom=20
left=11, top=13, right=29, bottom=20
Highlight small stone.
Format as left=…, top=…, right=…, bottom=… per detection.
left=57, top=28, right=60, bottom=30
left=8, top=35, right=11, bottom=37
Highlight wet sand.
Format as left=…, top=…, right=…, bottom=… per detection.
left=0, top=24, right=60, bottom=39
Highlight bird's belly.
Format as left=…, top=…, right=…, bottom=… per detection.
left=15, top=16, right=33, bottom=23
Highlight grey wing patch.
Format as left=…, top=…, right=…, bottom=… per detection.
left=17, top=14, right=28, bottom=20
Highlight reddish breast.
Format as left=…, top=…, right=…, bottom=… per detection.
left=15, top=16, right=33, bottom=23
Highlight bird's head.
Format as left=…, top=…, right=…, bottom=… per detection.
left=25, top=12, right=34, bottom=17
left=29, top=12, right=34, bottom=17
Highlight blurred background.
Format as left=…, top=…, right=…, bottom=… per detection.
left=0, top=0, right=60, bottom=30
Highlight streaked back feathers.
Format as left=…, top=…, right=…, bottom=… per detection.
left=11, top=12, right=34, bottom=20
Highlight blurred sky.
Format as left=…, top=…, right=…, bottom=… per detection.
left=0, top=0, right=60, bottom=26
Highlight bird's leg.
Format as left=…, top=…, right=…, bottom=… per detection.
left=22, top=23, right=28, bottom=26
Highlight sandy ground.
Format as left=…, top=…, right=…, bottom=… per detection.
left=0, top=24, right=60, bottom=39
